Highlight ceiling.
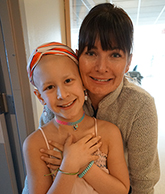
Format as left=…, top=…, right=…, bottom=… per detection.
left=71, top=0, right=165, bottom=28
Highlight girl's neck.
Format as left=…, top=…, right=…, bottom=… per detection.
left=55, top=111, right=85, bottom=131
left=55, top=109, right=84, bottom=122
left=54, top=109, right=85, bottom=131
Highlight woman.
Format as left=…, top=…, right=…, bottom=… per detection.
left=24, top=3, right=160, bottom=194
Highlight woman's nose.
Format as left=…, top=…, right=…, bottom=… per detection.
left=56, top=86, right=68, bottom=100
left=95, top=57, right=108, bottom=73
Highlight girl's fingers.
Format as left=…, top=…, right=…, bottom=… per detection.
left=76, top=134, right=102, bottom=154
left=64, top=134, right=73, bottom=147
left=89, top=141, right=102, bottom=154
left=79, top=133, right=95, bottom=144
left=86, top=136, right=101, bottom=148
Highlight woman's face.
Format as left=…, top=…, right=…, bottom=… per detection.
left=79, top=39, right=132, bottom=107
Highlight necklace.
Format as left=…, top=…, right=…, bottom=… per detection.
left=55, top=112, right=85, bottom=131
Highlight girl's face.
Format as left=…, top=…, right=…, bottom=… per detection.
left=33, top=55, right=85, bottom=121
left=79, top=39, right=132, bottom=108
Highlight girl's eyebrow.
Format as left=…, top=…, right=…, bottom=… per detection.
left=42, top=82, right=53, bottom=87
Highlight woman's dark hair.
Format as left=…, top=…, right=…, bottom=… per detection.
left=78, top=3, right=134, bottom=57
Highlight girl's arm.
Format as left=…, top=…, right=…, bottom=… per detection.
left=83, top=124, right=130, bottom=194
left=23, top=131, right=53, bottom=194
left=23, top=132, right=101, bottom=194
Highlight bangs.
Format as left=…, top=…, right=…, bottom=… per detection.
left=83, top=16, right=126, bottom=52
left=78, top=4, right=133, bottom=57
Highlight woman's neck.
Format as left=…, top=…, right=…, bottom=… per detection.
left=88, top=91, right=104, bottom=110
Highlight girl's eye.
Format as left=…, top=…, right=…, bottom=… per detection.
left=45, top=85, right=55, bottom=90
left=65, top=78, right=72, bottom=84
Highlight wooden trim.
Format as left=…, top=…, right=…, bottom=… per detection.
left=64, top=0, right=71, bottom=47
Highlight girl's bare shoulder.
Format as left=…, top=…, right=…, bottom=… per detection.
left=97, top=119, right=122, bottom=146
left=23, top=128, right=45, bottom=154
left=97, top=119, right=120, bottom=135
left=23, top=121, right=56, bottom=152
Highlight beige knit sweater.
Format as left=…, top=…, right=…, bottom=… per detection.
left=39, top=77, right=160, bottom=194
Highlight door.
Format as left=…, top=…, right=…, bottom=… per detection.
left=0, top=114, right=18, bottom=193
left=0, top=0, right=35, bottom=193
left=0, top=19, right=23, bottom=193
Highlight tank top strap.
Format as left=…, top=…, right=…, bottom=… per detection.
left=93, top=117, right=98, bottom=136
left=39, top=127, right=50, bottom=150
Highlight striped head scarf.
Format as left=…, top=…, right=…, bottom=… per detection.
left=27, top=42, right=78, bottom=86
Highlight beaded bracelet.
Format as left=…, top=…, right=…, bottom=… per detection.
left=78, top=161, right=94, bottom=178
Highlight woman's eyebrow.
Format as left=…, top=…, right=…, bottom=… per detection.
left=110, top=47, right=120, bottom=50
left=87, top=45, right=97, bottom=50
left=87, top=45, right=121, bottom=51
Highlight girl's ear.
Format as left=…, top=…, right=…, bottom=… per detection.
left=33, top=89, right=45, bottom=105
left=76, top=49, right=79, bottom=56
left=125, top=54, right=133, bottom=73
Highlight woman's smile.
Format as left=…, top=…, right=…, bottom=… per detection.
left=90, top=76, right=112, bottom=83
left=89, top=76, right=112, bottom=84
left=79, top=39, right=131, bottom=105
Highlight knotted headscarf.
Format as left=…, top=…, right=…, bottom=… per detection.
left=27, top=42, right=78, bottom=86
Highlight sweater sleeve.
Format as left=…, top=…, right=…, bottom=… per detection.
left=127, top=96, right=160, bottom=194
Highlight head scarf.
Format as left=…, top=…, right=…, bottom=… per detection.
left=27, top=42, right=78, bottom=86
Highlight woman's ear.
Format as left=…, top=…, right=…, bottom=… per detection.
left=33, top=89, right=45, bottom=105
left=125, top=54, right=133, bottom=73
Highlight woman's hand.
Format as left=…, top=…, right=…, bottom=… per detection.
left=61, top=133, right=102, bottom=172
left=40, top=141, right=63, bottom=170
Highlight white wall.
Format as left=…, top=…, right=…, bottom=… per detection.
left=19, top=0, right=66, bottom=129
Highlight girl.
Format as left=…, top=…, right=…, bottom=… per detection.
left=23, top=42, right=130, bottom=194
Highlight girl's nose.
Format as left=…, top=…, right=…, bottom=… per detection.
left=56, top=86, right=69, bottom=100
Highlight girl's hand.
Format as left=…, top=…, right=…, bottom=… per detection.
left=40, top=141, right=63, bottom=170
left=62, top=133, right=102, bottom=172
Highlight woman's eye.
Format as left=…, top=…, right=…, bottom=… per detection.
left=85, top=51, right=95, bottom=56
left=112, top=53, right=121, bottom=58
left=65, top=78, right=72, bottom=84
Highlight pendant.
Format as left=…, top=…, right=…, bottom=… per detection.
left=73, top=124, right=78, bottom=131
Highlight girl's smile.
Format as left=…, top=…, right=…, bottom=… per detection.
left=57, top=99, right=77, bottom=109
left=33, top=55, right=85, bottom=122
